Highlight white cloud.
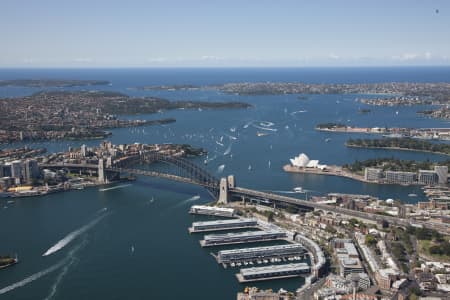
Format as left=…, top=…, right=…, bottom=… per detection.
left=200, top=55, right=225, bottom=61
left=73, top=58, right=93, bottom=63
left=146, top=57, right=168, bottom=63
left=328, top=53, right=340, bottom=60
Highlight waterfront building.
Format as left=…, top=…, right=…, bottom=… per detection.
left=190, top=218, right=257, bottom=233
left=237, top=287, right=291, bottom=300
left=418, top=170, right=439, bottom=186
left=189, top=205, right=235, bottom=217
left=201, top=230, right=286, bottom=247
left=236, top=263, right=310, bottom=282
left=384, top=171, right=416, bottom=185
left=217, top=244, right=306, bottom=264
left=289, top=153, right=327, bottom=169
left=434, top=165, right=448, bottom=184
left=23, top=159, right=39, bottom=183
left=81, top=144, right=87, bottom=157
left=364, top=168, right=383, bottom=182
left=10, top=160, right=23, bottom=184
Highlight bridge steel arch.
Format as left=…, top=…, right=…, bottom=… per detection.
left=123, top=152, right=220, bottom=195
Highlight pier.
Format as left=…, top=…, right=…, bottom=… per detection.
left=200, top=230, right=287, bottom=247
left=189, top=218, right=258, bottom=233
left=216, top=244, right=307, bottom=267
left=189, top=205, right=235, bottom=218
left=236, top=263, right=310, bottom=283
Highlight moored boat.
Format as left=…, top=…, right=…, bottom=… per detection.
left=0, top=255, right=18, bottom=269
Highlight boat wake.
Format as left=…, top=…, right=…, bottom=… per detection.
left=223, top=144, right=232, bottom=156
left=98, top=184, right=132, bottom=192
left=290, top=110, right=307, bottom=115
left=43, top=239, right=87, bottom=300
left=185, top=195, right=201, bottom=202
left=42, top=211, right=109, bottom=257
left=252, top=124, right=278, bottom=132
left=0, top=260, right=66, bottom=295
left=172, top=195, right=201, bottom=208
left=217, top=164, right=225, bottom=174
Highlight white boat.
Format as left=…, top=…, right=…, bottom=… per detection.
left=293, top=187, right=303, bottom=193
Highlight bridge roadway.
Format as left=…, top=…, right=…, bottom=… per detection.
left=230, top=187, right=410, bottom=227
left=40, top=162, right=448, bottom=232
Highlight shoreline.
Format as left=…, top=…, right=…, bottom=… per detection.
left=346, top=144, right=450, bottom=156
left=282, top=164, right=421, bottom=186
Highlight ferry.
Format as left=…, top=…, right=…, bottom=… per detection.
left=0, top=255, right=18, bottom=270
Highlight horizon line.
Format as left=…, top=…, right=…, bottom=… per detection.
left=2, top=64, right=450, bottom=70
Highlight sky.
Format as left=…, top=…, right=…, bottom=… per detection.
left=1, top=0, right=449, bottom=68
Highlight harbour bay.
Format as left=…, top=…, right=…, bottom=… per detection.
left=1, top=67, right=450, bottom=299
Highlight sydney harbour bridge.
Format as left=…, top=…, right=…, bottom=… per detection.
left=40, top=152, right=437, bottom=231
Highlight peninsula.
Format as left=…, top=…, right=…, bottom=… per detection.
left=346, top=138, right=450, bottom=156
left=315, top=123, right=450, bottom=141
left=0, top=91, right=251, bottom=143
left=0, top=142, right=206, bottom=198
left=213, top=82, right=450, bottom=103
left=0, top=79, right=110, bottom=87
left=284, top=154, right=450, bottom=186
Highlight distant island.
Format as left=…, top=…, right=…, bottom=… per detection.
left=346, top=138, right=450, bottom=156
left=0, top=79, right=110, bottom=88
left=0, top=90, right=251, bottom=143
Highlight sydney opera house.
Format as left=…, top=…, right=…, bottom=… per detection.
left=289, top=153, right=327, bottom=170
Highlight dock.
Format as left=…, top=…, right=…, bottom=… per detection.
left=217, top=244, right=307, bottom=267
left=200, top=230, right=287, bottom=247
left=236, top=263, right=310, bottom=283
left=189, top=218, right=258, bottom=233
left=189, top=205, right=235, bottom=218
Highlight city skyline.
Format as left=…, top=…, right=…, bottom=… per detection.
left=1, top=0, right=450, bottom=68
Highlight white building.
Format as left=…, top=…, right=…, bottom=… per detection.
left=290, top=153, right=327, bottom=169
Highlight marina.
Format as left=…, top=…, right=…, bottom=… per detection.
left=200, top=230, right=287, bottom=247
left=189, top=205, right=235, bottom=218
left=236, top=263, right=310, bottom=283
left=216, top=244, right=307, bottom=267
left=189, top=218, right=258, bottom=233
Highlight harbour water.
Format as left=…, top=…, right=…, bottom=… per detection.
left=1, top=67, right=450, bottom=299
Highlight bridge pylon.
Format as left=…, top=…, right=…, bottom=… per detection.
left=98, top=158, right=106, bottom=184
left=218, top=177, right=229, bottom=204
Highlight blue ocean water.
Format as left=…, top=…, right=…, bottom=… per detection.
left=0, top=67, right=449, bottom=299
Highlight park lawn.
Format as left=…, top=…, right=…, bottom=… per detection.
left=418, top=240, right=450, bottom=262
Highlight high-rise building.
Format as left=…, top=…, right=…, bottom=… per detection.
left=418, top=170, right=439, bottom=185
left=364, top=168, right=383, bottom=181
left=81, top=144, right=87, bottom=157
left=434, top=166, right=448, bottom=185
left=11, top=160, right=23, bottom=182
left=24, top=159, right=39, bottom=183
left=1, top=163, right=12, bottom=177
left=385, top=171, right=416, bottom=185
